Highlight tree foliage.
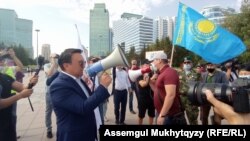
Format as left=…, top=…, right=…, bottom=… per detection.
left=223, top=3, right=250, bottom=63
left=0, top=43, right=36, bottom=65
left=125, top=3, right=250, bottom=67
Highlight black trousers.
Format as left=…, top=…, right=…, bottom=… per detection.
left=113, top=89, right=127, bottom=123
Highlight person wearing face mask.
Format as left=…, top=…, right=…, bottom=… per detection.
left=43, top=53, right=60, bottom=139
left=238, top=63, right=250, bottom=78
left=200, top=62, right=229, bottom=125
left=179, top=57, right=200, bottom=125
left=149, top=52, right=187, bottom=125
left=202, top=64, right=250, bottom=125
left=221, top=59, right=239, bottom=86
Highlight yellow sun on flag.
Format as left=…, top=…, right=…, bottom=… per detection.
left=197, top=20, right=215, bottom=34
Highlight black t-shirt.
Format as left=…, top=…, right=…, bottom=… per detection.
left=0, top=73, right=15, bottom=99
left=0, top=73, right=15, bottom=133
left=136, top=75, right=153, bottom=101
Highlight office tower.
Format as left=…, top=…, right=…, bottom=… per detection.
left=89, top=3, right=111, bottom=57
left=0, top=8, right=33, bottom=58
left=41, top=44, right=51, bottom=62
left=113, top=13, right=153, bottom=54
left=153, top=16, right=176, bottom=42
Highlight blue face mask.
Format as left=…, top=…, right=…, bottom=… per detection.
left=183, top=64, right=191, bottom=71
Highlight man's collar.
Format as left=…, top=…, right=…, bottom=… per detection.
left=61, top=71, right=81, bottom=80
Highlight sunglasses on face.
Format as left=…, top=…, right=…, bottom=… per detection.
left=78, top=60, right=86, bottom=66
left=183, top=62, right=191, bottom=64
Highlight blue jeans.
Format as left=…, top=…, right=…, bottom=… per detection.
left=45, top=91, right=53, bottom=132
left=163, top=112, right=187, bottom=125
left=113, top=89, right=127, bottom=123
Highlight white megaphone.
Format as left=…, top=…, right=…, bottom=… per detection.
left=86, top=46, right=129, bottom=77
left=128, top=64, right=157, bottom=82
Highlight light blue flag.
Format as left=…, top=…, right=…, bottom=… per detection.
left=173, top=3, right=246, bottom=64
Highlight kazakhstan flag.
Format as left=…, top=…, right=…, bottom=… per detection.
left=173, top=3, right=246, bottom=64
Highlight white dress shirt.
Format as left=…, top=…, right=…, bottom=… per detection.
left=61, top=71, right=102, bottom=131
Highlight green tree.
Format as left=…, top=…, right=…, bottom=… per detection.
left=0, top=44, right=36, bottom=66
left=13, top=44, right=30, bottom=65
left=223, top=3, right=250, bottom=63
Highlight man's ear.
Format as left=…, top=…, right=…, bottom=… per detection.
left=63, top=63, right=69, bottom=71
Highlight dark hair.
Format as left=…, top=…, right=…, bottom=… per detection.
left=91, top=57, right=100, bottom=63
left=240, top=63, right=250, bottom=71
left=58, top=48, right=82, bottom=70
left=54, top=54, right=60, bottom=58
left=142, top=59, right=150, bottom=65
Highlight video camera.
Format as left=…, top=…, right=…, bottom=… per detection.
left=187, top=78, right=250, bottom=113
left=221, top=58, right=241, bottom=72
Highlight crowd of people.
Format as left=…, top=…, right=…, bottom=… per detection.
left=1, top=47, right=250, bottom=141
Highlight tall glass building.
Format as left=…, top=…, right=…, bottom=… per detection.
left=113, top=13, right=153, bottom=54
left=89, top=3, right=111, bottom=57
left=0, top=8, right=33, bottom=58
left=201, top=5, right=236, bottom=25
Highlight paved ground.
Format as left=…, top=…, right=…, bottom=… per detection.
left=16, top=71, right=228, bottom=141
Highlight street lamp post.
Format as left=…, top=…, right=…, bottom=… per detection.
left=35, top=29, right=40, bottom=65
left=99, top=34, right=102, bottom=57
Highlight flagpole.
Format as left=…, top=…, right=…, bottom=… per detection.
left=170, top=43, right=175, bottom=67
left=75, top=24, right=88, bottom=68
left=75, top=24, right=82, bottom=44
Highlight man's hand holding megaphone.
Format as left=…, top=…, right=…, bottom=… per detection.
left=128, top=64, right=157, bottom=82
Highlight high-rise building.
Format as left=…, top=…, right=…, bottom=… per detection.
left=41, top=44, right=51, bottom=62
left=89, top=3, right=111, bottom=57
left=153, top=16, right=176, bottom=42
left=172, top=16, right=177, bottom=39
left=113, top=13, right=153, bottom=54
left=0, top=8, right=33, bottom=58
left=153, top=17, right=168, bottom=42
left=201, top=5, right=236, bottom=25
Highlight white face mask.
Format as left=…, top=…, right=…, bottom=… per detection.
left=183, top=64, right=191, bottom=71
left=150, top=63, right=158, bottom=73
left=239, top=75, right=250, bottom=79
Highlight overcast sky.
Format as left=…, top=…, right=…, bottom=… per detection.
left=0, top=0, right=244, bottom=57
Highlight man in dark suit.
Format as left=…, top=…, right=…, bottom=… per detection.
left=200, top=62, right=229, bottom=125
left=50, top=48, right=112, bottom=141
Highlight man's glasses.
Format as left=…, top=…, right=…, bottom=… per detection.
left=183, top=62, right=191, bottom=64
left=78, top=60, right=86, bottom=66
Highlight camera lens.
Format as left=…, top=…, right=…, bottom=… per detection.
left=187, top=82, right=232, bottom=105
